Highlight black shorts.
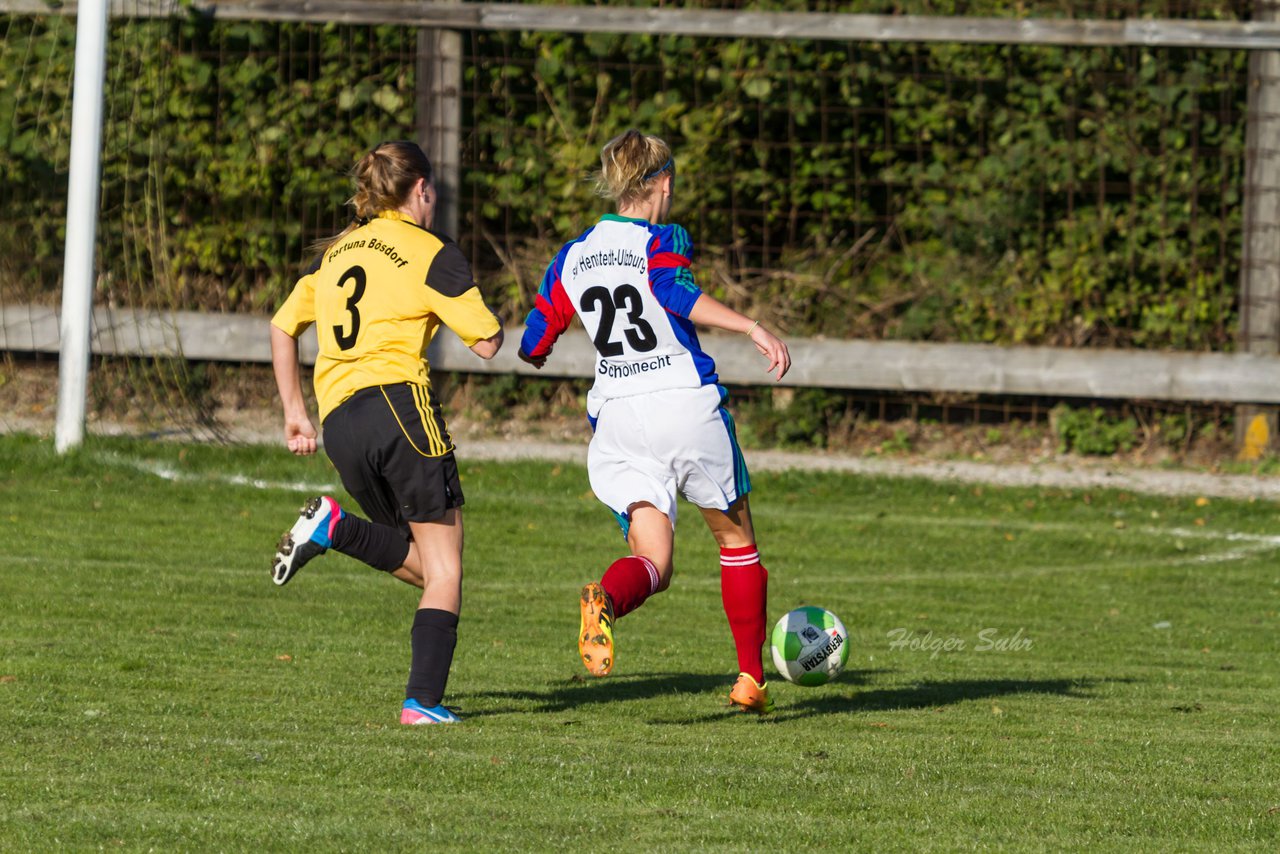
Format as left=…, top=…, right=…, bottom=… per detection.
left=322, top=383, right=464, bottom=537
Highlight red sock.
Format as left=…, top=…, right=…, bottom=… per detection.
left=600, top=555, right=660, bottom=619
left=720, top=544, right=768, bottom=684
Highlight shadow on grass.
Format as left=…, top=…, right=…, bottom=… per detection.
left=460, top=668, right=886, bottom=718
left=771, top=677, right=1107, bottom=722
left=462, top=673, right=1110, bottom=724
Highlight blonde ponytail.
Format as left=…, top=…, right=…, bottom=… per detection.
left=593, top=129, right=673, bottom=207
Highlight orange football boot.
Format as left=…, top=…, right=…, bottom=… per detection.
left=728, top=672, right=774, bottom=714
left=578, top=582, right=615, bottom=677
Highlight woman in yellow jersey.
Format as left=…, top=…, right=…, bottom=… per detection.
left=269, top=140, right=504, bottom=725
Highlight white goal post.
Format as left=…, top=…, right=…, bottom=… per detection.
left=53, top=0, right=108, bottom=453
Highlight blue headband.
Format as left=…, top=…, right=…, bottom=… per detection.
left=643, top=157, right=674, bottom=182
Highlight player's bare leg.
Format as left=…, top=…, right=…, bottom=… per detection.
left=579, top=502, right=673, bottom=677
left=400, top=510, right=464, bottom=724
left=329, top=528, right=437, bottom=590
left=409, top=511, right=464, bottom=614
left=700, top=497, right=773, bottom=714
left=698, top=495, right=756, bottom=548
left=626, top=502, right=675, bottom=589
left=390, top=544, right=427, bottom=589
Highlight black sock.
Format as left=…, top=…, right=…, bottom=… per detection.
left=406, top=608, right=459, bottom=707
left=329, top=514, right=411, bottom=572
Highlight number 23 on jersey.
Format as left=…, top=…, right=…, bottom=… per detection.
left=579, top=283, right=657, bottom=357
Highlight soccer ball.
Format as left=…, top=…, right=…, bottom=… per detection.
left=770, top=606, right=849, bottom=686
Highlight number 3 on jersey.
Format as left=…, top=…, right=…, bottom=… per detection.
left=333, top=265, right=366, bottom=350
left=580, top=284, right=657, bottom=357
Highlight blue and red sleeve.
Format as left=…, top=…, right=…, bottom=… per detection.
left=647, top=223, right=702, bottom=318
left=520, top=250, right=577, bottom=358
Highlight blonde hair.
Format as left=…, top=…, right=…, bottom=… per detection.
left=312, top=140, right=434, bottom=256
left=594, top=130, right=673, bottom=206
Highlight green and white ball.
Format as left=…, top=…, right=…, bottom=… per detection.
left=770, top=606, right=849, bottom=686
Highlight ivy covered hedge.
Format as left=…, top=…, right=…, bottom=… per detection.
left=0, top=1, right=1256, bottom=351
left=0, top=15, right=417, bottom=313
left=467, top=17, right=1249, bottom=350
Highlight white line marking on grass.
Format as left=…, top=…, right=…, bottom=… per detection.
left=770, top=512, right=1280, bottom=578
left=97, top=453, right=337, bottom=494
left=92, top=452, right=1280, bottom=568
left=762, top=541, right=1280, bottom=584
left=460, top=440, right=1280, bottom=499
left=841, top=511, right=1280, bottom=544
left=1003, top=544, right=1280, bottom=578
left=6, top=554, right=51, bottom=566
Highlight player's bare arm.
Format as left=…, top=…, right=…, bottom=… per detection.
left=687, top=294, right=791, bottom=381
left=270, top=323, right=318, bottom=455
left=470, top=327, right=504, bottom=360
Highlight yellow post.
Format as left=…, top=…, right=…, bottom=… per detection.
left=1238, top=411, right=1273, bottom=461
left=1236, top=2, right=1280, bottom=460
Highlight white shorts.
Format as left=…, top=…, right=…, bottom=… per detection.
left=587, top=384, right=751, bottom=533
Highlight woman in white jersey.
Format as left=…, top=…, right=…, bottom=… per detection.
left=518, top=129, right=790, bottom=714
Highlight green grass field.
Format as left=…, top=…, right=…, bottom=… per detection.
left=2, top=433, right=1278, bottom=851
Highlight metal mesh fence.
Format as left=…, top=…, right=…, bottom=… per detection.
left=0, top=10, right=420, bottom=313
left=459, top=26, right=1251, bottom=349
left=0, top=1, right=1266, bottom=351
left=657, top=1, right=1251, bottom=15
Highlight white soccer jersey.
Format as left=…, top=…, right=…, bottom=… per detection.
left=520, top=214, right=717, bottom=419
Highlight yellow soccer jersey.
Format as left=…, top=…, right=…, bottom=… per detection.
left=272, top=210, right=500, bottom=422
